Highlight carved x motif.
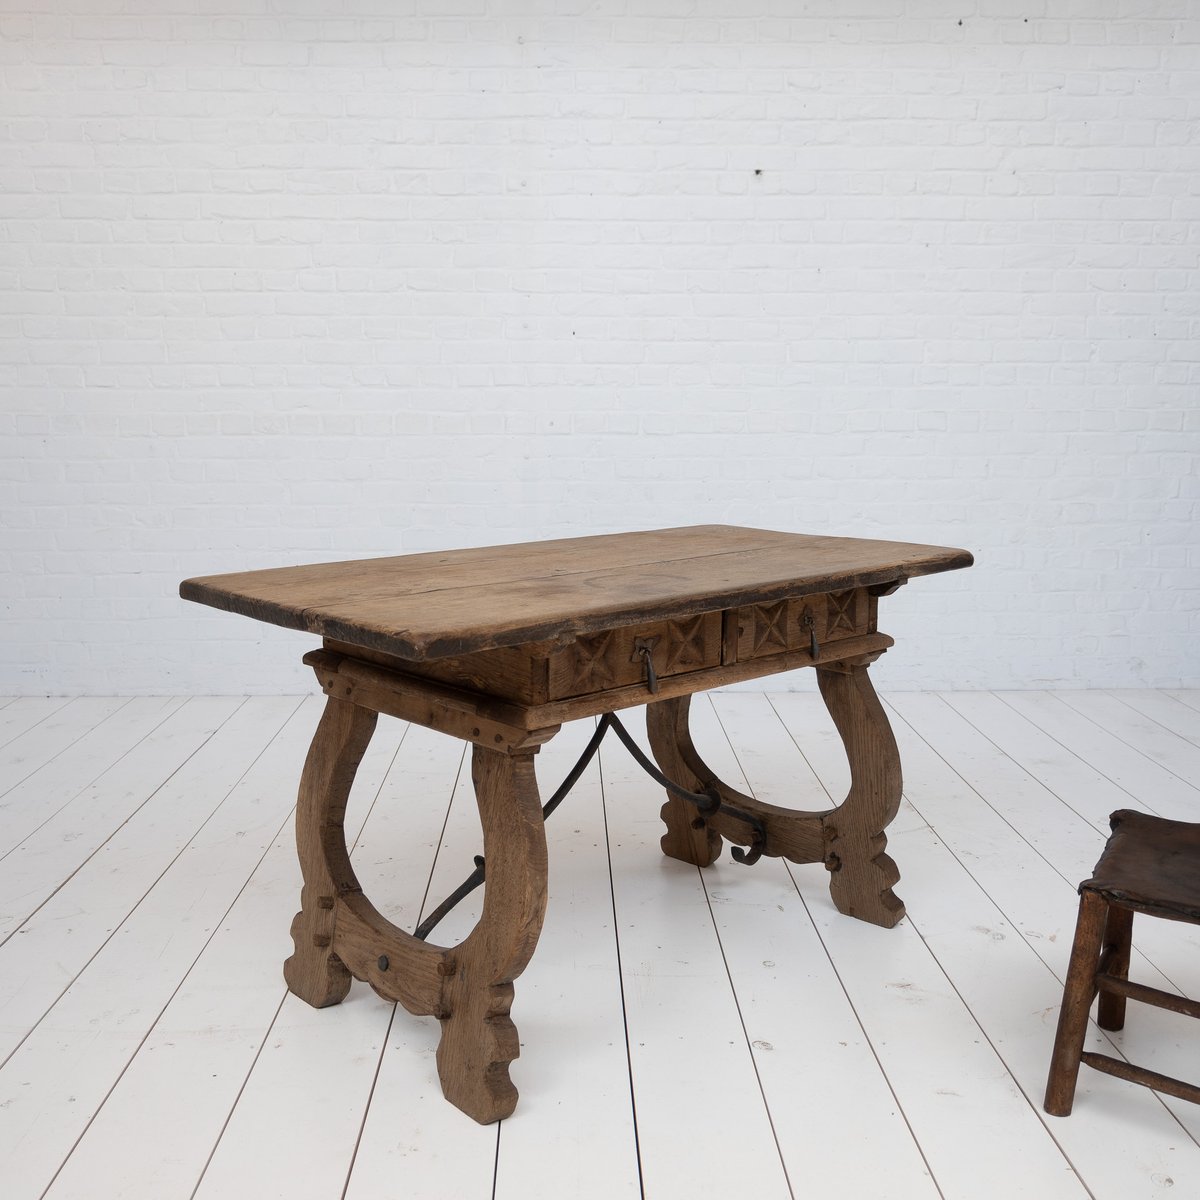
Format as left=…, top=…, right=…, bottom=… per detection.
left=569, top=631, right=617, bottom=691
left=663, top=615, right=709, bottom=672
left=828, top=591, right=857, bottom=635
left=750, top=602, right=789, bottom=656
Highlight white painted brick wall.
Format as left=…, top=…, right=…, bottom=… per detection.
left=1, top=2, right=1197, bottom=695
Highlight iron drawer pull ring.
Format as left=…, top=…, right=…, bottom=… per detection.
left=631, top=637, right=660, bottom=694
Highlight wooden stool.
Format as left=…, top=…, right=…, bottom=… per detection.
left=1045, top=808, right=1200, bottom=1117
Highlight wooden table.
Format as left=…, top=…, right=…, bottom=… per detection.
left=181, top=525, right=972, bottom=1124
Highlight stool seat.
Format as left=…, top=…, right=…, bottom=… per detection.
left=1084, top=809, right=1200, bottom=923
left=1045, top=808, right=1200, bottom=1118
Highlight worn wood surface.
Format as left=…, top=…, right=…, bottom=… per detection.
left=646, top=663, right=905, bottom=929
left=282, top=697, right=379, bottom=1009
left=305, top=648, right=560, bottom=752
left=281, top=686, right=550, bottom=1123
left=327, top=629, right=895, bottom=730
left=180, top=525, right=972, bottom=661
left=435, top=746, right=549, bottom=1123
left=1044, top=891, right=1113, bottom=1117
left=816, top=663, right=905, bottom=927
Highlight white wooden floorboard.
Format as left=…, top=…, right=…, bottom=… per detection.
left=933, top=690, right=1200, bottom=989
left=928, top=692, right=1200, bottom=997
left=4, top=689, right=1200, bottom=1200
left=891, top=685, right=1200, bottom=1114
left=187, top=711, right=410, bottom=1200
left=41, top=701, right=408, bottom=1200
left=490, top=721, right=641, bottom=1200
left=994, top=692, right=1200, bottom=821
left=0, top=697, right=312, bottom=1199
left=599, top=716, right=793, bottom=1200
left=896, top=823, right=1169, bottom=1200
left=756, top=692, right=1087, bottom=1199
left=936, top=690, right=1153, bottom=827
left=0, top=698, right=187, bottom=855
left=0, top=696, right=246, bottom=942
left=880, top=695, right=1200, bottom=1196
left=194, top=991, right=395, bottom=1200
left=897, top=696, right=1200, bottom=1152
left=702, top=694, right=940, bottom=1200
left=889, top=693, right=1110, bottom=878
left=0, top=697, right=300, bottom=1067
left=0, top=697, right=70, bottom=749
left=341, top=722, right=501, bottom=1200
left=1055, top=691, right=1200, bottom=787
left=347, top=716, right=644, bottom=1200
left=0, top=697, right=129, bottom=790
left=1107, top=691, right=1200, bottom=747
left=1165, top=690, right=1200, bottom=715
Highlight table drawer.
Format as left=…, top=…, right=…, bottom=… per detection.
left=548, top=611, right=723, bottom=701
left=735, top=588, right=874, bottom=661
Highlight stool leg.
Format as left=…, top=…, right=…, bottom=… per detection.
left=1098, top=905, right=1134, bottom=1032
left=1045, top=890, right=1108, bottom=1117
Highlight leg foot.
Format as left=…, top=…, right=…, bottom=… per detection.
left=284, top=904, right=351, bottom=1008
left=659, top=794, right=722, bottom=867
left=437, top=981, right=521, bottom=1122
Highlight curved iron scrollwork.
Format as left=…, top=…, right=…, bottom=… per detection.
left=413, top=711, right=766, bottom=942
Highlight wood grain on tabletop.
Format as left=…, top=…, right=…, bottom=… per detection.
left=179, top=524, right=974, bottom=661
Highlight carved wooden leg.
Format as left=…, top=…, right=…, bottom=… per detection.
left=284, top=656, right=556, bottom=1124
left=816, top=663, right=904, bottom=928
left=647, top=698, right=722, bottom=866
left=435, top=745, right=549, bottom=1123
left=283, top=696, right=378, bottom=1008
left=647, top=693, right=827, bottom=867
left=648, top=665, right=903, bottom=928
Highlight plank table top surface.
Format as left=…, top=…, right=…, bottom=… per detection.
left=180, top=525, right=973, bottom=663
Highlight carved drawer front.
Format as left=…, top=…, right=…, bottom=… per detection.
left=735, top=589, right=873, bottom=661
left=549, top=611, right=723, bottom=701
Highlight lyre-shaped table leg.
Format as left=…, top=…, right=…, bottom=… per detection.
left=646, top=660, right=904, bottom=928
left=282, top=693, right=550, bottom=1124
